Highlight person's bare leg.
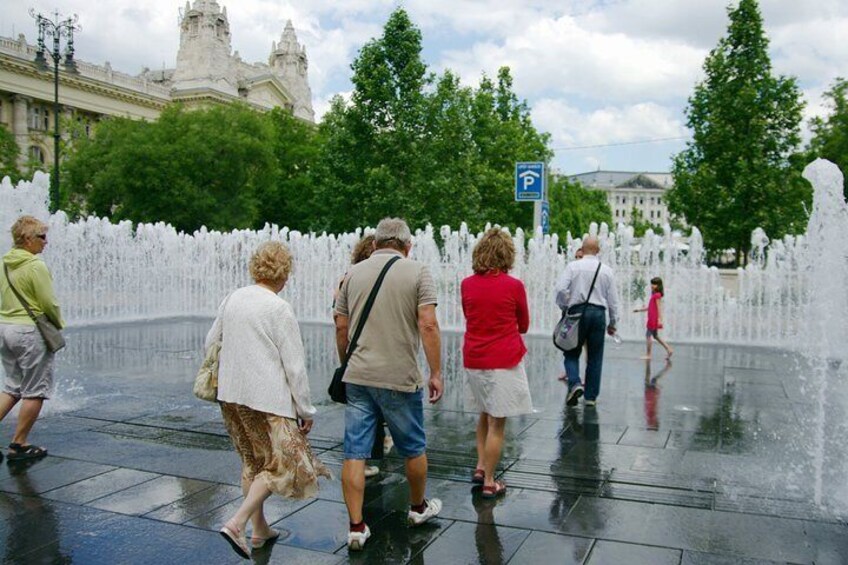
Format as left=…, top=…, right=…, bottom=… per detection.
left=241, top=475, right=273, bottom=539
left=11, top=398, right=44, bottom=446
left=656, top=336, right=673, bottom=358
left=342, top=459, right=366, bottom=523
left=475, top=413, right=488, bottom=471
left=405, top=453, right=428, bottom=505
left=0, top=393, right=18, bottom=422
left=224, top=477, right=272, bottom=537
left=483, top=416, right=506, bottom=487
left=642, top=336, right=653, bottom=360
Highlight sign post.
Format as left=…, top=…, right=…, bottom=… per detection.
left=515, top=162, right=546, bottom=233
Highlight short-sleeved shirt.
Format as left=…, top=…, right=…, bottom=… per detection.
left=335, top=249, right=437, bottom=392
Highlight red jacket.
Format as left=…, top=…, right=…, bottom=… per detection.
left=461, top=272, right=529, bottom=369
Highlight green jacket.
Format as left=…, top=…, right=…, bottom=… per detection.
left=0, top=248, right=65, bottom=329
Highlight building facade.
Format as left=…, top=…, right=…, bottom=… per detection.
left=568, top=170, right=674, bottom=225
left=0, top=0, right=313, bottom=169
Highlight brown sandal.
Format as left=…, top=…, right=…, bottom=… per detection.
left=471, top=469, right=485, bottom=484
left=481, top=481, right=506, bottom=499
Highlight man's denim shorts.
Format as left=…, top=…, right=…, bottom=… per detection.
left=344, top=383, right=426, bottom=460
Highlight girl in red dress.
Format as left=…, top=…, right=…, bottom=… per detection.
left=634, top=277, right=673, bottom=359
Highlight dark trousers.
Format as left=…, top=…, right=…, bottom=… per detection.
left=563, top=304, right=607, bottom=401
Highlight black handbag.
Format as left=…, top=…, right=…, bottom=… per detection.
left=329, top=255, right=400, bottom=403
left=4, top=264, right=65, bottom=353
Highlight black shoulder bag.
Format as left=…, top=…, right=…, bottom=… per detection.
left=3, top=264, right=66, bottom=353
left=328, top=255, right=400, bottom=403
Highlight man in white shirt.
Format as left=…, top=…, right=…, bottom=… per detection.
left=555, top=236, right=620, bottom=406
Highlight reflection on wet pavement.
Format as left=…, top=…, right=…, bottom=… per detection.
left=1, top=319, right=846, bottom=564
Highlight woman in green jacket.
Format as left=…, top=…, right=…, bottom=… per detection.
left=0, top=215, right=64, bottom=462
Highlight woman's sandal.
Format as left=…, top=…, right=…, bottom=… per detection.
left=471, top=468, right=485, bottom=484
left=250, top=529, right=281, bottom=549
left=219, top=524, right=251, bottom=559
left=7, top=443, right=47, bottom=461
left=481, top=481, right=507, bottom=499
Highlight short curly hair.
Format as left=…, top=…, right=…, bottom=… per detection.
left=472, top=227, right=515, bottom=275
left=249, top=241, right=293, bottom=286
left=11, top=215, right=48, bottom=247
left=351, top=235, right=375, bottom=265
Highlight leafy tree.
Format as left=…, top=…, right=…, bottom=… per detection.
left=0, top=124, right=21, bottom=183
left=64, top=104, right=278, bottom=232
left=667, top=0, right=807, bottom=265
left=260, top=108, right=322, bottom=231
left=470, top=68, right=552, bottom=229
left=315, top=9, right=552, bottom=233
left=548, top=176, right=613, bottom=238
left=808, top=78, right=848, bottom=201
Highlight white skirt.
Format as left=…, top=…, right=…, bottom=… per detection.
left=464, top=362, right=533, bottom=418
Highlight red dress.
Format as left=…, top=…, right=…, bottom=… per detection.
left=647, top=292, right=662, bottom=331
left=461, top=272, right=529, bottom=369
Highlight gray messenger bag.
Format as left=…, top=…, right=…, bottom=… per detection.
left=3, top=264, right=66, bottom=353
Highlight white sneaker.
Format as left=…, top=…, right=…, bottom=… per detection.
left=363, top=465, right=380, bottom=478
left=584, top=399, right=597, bottom=407
left=407, top=498, right=442, bottom=526
left=347, top=524, right=371, bottom=551
left=383, top=433, right=394, bottom=454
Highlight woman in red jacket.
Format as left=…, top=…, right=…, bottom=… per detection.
left=461, top=228, right=532, bottom=498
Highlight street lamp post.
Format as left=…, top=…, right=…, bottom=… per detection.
left=30, top=9, right=80, bottom=212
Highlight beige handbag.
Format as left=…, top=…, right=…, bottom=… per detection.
left=4, top=264, right=65, bottom=353
left=194, top=293, right=231, bottom=402
left=193, top=341, right=221, bottom=402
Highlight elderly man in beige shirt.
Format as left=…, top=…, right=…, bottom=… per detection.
left=334, top=217, right=444, bottom=551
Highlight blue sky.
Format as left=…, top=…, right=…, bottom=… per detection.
left=4, top=0, right=847, bottom=174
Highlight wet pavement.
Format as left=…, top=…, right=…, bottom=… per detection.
left=1, top=319, right=846, bottom=564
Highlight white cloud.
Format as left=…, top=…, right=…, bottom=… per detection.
left=439, top=15, right=705, bottom=103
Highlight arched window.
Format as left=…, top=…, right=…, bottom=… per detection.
left=28, top=146, right=45, bottom=164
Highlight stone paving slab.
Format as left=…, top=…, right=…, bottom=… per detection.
left=0, top=320, right=846, bottom=564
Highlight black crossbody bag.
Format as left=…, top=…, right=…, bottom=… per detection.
left=328, top=256, right=400, bottom=403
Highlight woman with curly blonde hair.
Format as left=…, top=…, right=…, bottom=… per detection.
left=461, top=227, right=532, bottom=498
left=207, top=241, right=329, bottom=559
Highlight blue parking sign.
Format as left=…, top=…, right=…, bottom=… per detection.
left=541, top=201, right=550, bottom=234
left=515, top=162, right=545, bottom=201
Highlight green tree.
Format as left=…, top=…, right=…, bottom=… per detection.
left=808, top=78, right=848, bottom=201
left=667, top=0, right=807, bottom=264
left=548, top=176, right=613, bottom=238
left=260, top=108, right=322, bottom=231
left=470, top=68, right=552, bottom=229
left=316, top=9, right=552, bottom=233
left=0, top=124, right=21, bottom=183
left=64, top=103, right=277, bottom=232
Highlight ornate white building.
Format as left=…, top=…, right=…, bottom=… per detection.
left=568, top=170, right=674, bottom=225
left=0, top=0, right=314, bottom=168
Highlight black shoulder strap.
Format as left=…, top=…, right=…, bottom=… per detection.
left=341, top=255, right=401, bottom=368
left=582, top=262, right=603, bottom=306
left=3, top=264, right=38, bottom=322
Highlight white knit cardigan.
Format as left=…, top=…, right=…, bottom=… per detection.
left=204, top=285, right=317, bottom=419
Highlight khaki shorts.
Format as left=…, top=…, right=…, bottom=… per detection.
left=0, top=324, right=55, bottom=399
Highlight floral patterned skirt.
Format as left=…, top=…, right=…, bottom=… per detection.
left=220, top=402, right=331, bottom=499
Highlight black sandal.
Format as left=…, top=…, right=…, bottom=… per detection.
left=7, top=443, right=48, bottom=461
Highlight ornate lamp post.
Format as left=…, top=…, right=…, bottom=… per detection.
left=30, top=9, right=80, bottom=212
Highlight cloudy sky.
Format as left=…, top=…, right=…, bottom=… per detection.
left=3, top=0, right=847, bottom=174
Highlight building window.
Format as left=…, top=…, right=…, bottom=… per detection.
left=28, top=106, right=49, bottom=130
left=28, top=146, right=45, bottom=165
left=658, top=197, right=662, bottom=205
